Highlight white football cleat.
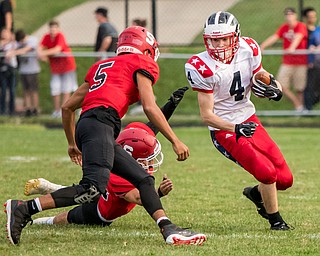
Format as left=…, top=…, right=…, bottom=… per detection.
left=24, top=178, right=65, bottom=196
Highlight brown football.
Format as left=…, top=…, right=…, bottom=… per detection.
left=253, top=71, right=271, bottom=85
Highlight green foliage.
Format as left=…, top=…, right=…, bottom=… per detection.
left=0, top=125, right=320, bottom=255
left=14, top=0, right=88, bottom=34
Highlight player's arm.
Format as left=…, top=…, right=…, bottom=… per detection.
left=137, top=72, right=189, bottom=161
left=61, top=82, right=90, bottom=166
left=122, top=175, right=173, bottom=204
left=145, top=86, right=189, bottom=135
left=157, top=174, right=173, bottom=197
left=198, top=92, right=257, bottom=138
left=121, top=188, right=142, bottom=205
left=198, top=92, right=235, bottom=131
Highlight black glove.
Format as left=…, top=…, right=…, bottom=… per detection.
left=169, top=86, right=189, bottom=106
left=235, top=122, right=258, bottom=140
left=252, top=75, right=283, bottom=101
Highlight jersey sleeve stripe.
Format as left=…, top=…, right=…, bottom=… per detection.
left=192, top=87, right=213, bottom=93
left=253, top=63, right=262, bottom=74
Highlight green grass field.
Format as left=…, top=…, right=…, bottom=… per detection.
left=2, top=1, right=319, bottom=255
left=0, top=124, right=319, bottom=255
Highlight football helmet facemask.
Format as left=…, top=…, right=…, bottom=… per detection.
left=116, top=26, right=160, bottom=61
left=203, top=11, right=240, bottom=64
left=116, top=127, right=163, bottom=173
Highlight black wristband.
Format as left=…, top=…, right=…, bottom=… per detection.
left=157, top=187, right=164, bottom=198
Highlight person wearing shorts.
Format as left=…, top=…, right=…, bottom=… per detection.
left=260, top=7, right=308, bottom=111
left=38, top=20, right=78, bottom=118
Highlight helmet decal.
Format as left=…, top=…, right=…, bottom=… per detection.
left=116, top=126, right=163, bottom=173
left=117, top=26, right=160, bottom=61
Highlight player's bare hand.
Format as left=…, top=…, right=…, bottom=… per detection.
left=172, top=140, right=189, bottom=161
left=159, top=174, right=173, bottom=196
left=68, top=145, right=82, bottom=166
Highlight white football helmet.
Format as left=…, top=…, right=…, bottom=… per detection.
left=203, top=11, right=240, bottom=64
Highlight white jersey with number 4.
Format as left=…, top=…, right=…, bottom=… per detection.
left=185, top=37, right=262, bottom=130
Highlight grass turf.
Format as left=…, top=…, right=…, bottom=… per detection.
left=0, top=124, right=319, bottom=255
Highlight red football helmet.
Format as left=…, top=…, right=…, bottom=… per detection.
left=116, top=126, right=163, bottom=173
left=203, top=11, right=240, bottom=64
left=116, top=26, right=160, bottom=61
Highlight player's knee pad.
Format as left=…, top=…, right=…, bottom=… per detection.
left=51, top=184, right=100, bottom=207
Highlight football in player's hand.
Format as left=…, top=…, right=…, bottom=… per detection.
left=252, top=71, right=271, bottom=85
left=251, top=70, right=272, bottom=98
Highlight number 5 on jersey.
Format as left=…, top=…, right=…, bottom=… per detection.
left=89, top=61, right=115, bottom=92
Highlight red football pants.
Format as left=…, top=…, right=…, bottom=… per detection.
left=211, top=114, right=293, bottom=190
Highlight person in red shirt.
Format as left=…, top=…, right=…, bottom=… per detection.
left=23, top=123, right=171, bottom=227
left=5, top=26, right=206, bottom=246
left=23, top=87, right=188, bottom=227
left=38, top=20, right=78, bottom=118
left=260, top=7, right=308, bottom=111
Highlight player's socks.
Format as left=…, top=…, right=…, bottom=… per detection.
left=33, top=217, right=54, bottom=225
left=27, top=198, right=42, bottom=215
left=157, top=217, right=172, bottom=228
left=268, top=211, right=284, bottom=226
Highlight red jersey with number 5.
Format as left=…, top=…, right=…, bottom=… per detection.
left=82, top=54, right=159, bottom=118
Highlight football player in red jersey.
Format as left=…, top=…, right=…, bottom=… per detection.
left=5, top=28, right=207, bottom=245
left=22, top=87, right=188, bottom=227
left=185, top=11, right=293, bottom=230
left=23, top=123, right=171, bottom=227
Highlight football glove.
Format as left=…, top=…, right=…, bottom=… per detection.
left=235, top=122, right=258, bottom=140
left=252, top=75, right=283, bottom=101
left=169, top=86, right=189, bottom=106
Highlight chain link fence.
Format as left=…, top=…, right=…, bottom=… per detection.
left=5, top=0, right=320, bottom=116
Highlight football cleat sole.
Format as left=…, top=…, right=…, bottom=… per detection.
left=166, top=234, right=207, bottom=245
left=4, top=200, right=15, bottom=245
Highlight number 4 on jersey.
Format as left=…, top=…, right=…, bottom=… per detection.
left=229, top=71, right=244, bottom=101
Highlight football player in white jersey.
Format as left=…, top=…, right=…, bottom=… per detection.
left=185, top=11, right=293, bottom=230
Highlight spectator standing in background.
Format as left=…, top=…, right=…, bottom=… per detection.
left=260, top=7, right=308, bottom=112
left=0, top=27, right=17, bottom=115
left=94, top=7, right=118, bottom=60
left=303, top=7, right=320, bottom=110
left=6, top=29, right=41, bottom=117
left=38, top=20, right=78, bottom=118
left=0, top=0, right=15, bottom=32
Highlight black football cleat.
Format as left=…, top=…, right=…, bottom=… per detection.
left=161, top=223, right=206, bottom=245
left=271, top=221, right=292, bottom=231
left=243, top=186, right=269, bottom=220
left=4, top=199, right=32, bottom=245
